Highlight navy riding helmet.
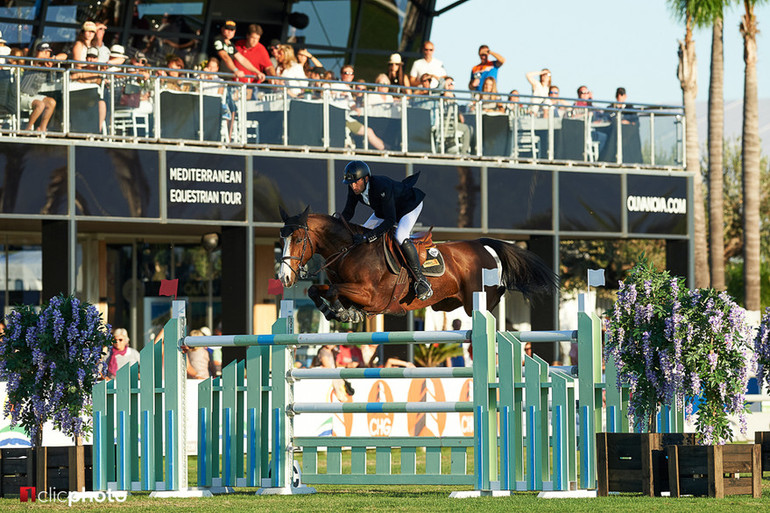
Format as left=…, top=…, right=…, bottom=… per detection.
left=342, top=160, right=371, bottom=184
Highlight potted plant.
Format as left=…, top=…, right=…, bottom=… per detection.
left=0, top=294, right=112, bottom=493
left=598, top=258, right=759, bottom=497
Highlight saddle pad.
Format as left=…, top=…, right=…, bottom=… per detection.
left=383, top=237, right=446, bottom=277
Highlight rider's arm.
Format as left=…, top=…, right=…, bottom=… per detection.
left=341, top=188, right=358, bottom=221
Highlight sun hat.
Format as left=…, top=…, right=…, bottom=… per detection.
left=82, top=21, right=97, bottom=32
left=109, top=44, right=126, bottom=59
left=86, top=46, right=99, bottom=57
left=388, top=53, right=402, bottom=65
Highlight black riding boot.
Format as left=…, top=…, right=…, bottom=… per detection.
left=401, top=239, right=433, bottom=300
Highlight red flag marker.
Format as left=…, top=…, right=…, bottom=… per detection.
left=268, top=278, right=284, bottom=296
left=159, top=279, right=179, bottom=299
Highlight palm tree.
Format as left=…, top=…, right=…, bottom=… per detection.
left=741, top=0, right=763, bottom=312
left=670, top=0, right=710, bottom=288
left=708, top=8, right=726, bottom=291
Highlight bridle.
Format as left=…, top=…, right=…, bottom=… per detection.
left=281, top=222, right=313, bottom=280
left=281, top=215, right=362, bottom=280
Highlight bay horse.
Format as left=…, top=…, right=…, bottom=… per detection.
left=278, top=206, right=558, bottom=323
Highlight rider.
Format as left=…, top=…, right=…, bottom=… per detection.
left=340, top=160, right=433, bottom=301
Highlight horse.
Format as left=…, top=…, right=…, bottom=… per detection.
left=278, top=206, right=558, bottom=323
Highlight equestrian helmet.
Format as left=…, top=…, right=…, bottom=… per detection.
left=342, top=160, right=371, bottom=184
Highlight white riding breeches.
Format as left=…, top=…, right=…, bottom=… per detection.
left=363, top=201, right=423, bottom=244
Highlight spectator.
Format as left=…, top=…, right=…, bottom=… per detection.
left=0, top=31, right=11, bottom=65
left=543, top=85, right=569, bottom=118
left=367, top=74, right=394, bottom=106
left=159, top=56, right=192, bottom=91
left=447, top=320, right=465, bottom=368
left=186, top=329, right=210, bottom=378
left=210, top=20, right=250, bottom=79
left=569, top=85, right=592, bottom=118
left=323, top=69, right=336, bottom=81
left=93, top=22, right=110, bottom=63
left=409, top=40, right=446, bottom=88
left=275, top=44, right=306, bottom=97
left=335, top=64, right=385, bottom=150
left=473, top=76, right=503, bottom=113
left=106, top=328, right=140, bottom=379
left=385, top=53, right=411, bottom=92
left=336, top=344, right=364, bottom=368
left=525, top=68, right=551, bottom=105
left=311, top=344, right=338, bottom=368
left=267, top=39, right=281, bottom=69
left=20, top=44, right=57, bottom=132
left=234, top=23, right=275, bottom=87
left=609, top=86, right=638, bottom=124
left=72, top=21, right=98, bottom=65
left=414, top=73, right=435, bottom=95
left=468, top=45, right=505, bottom=91
left=506, top=89, right=527, bottom=116
left=296, top=46, right=323, bottom=75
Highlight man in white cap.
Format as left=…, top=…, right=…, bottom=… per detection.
left=408, top=41, right=446, bottom=89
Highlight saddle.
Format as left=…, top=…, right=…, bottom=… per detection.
left=382, top=228, right=446, bottom=277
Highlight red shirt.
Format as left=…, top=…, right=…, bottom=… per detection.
left=336, top=345, right=363, bottom=367
left=234, top=40, right=272, bottom=83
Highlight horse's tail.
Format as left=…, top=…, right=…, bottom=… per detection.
left=478, top=238, right=559, bottom=297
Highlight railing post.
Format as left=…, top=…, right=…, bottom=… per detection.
left=400, top=94, right=408, bottom=152
left=649, top=112, right=655, bottom=166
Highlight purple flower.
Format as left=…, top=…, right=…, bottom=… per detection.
left=707, top=352, right=718, bottom=372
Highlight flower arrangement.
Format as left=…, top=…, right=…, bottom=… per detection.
left=0, top=295, right=112, bottom=444
left=604, top=259, right=754, bottom=444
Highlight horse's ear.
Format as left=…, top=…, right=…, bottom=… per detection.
left=299, top=205, right=310, bottom=223
left=279, top=206, right=288, bottom=222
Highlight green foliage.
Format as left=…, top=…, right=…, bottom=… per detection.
left=560, top=239, right=666, bottom=295
left=413, top=343, right=463, bottom=367
left=725, top=259, right=770, bottom=309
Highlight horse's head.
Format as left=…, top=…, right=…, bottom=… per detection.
left=278, top=205, right=314, bottom=287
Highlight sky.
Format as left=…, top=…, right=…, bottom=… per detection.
left=431, top=0, right=770, bottom=106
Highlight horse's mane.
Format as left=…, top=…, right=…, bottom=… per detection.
left=309, top=213, right=366, bottom=235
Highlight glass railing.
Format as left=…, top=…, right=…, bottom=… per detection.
left=0, top=59, right=684, bottom=168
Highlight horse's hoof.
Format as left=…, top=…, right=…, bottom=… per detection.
left=349, top=310, right=364, bottom=323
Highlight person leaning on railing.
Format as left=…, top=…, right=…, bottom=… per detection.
left=157, top=56, right=192, bottom=92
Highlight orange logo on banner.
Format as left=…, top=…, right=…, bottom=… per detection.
left=366, top=380, right=394, bottom=436
left=458, top=379, right=474, bottom=436
left=407, top=378, right=446, bottom=436
left=328, top=381, right=354, bottom=436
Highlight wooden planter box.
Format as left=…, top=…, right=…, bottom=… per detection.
left=666, top=444, right=761, bottom=498
left=755, top=432, right=770, bottom=475
left=0, top=446, right=92, bottom=498
left=596, top=432, right=697, bottom=496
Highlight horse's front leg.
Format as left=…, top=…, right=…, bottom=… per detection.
left=308, top=284, right=344, bottom=321
left=328, top=283, right=377, bottom=323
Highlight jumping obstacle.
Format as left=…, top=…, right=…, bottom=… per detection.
left=92, top=292, right=649, bottom=495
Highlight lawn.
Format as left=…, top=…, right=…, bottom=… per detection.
left=1, top=453, right=768, bottom=512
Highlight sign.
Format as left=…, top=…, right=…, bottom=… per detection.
left=627, top=175, right=688, bottom=235
left=166, top=152, right=246, bottom=221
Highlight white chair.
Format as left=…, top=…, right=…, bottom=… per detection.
left=432, top=102, right=468, bottom=154
left=513, top=115, right=540, bottom=159
left=113, top=108, right=150, bottom=137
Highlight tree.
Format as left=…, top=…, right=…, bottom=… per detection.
left=708, top=4, right=727, bottom=290
left=670, top=0, right=711, bottom=288
left=740, top=0, right=763, bottom=312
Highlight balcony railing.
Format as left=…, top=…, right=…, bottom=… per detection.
left=0, top=59, right=685, bottom=168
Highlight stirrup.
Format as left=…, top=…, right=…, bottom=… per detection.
left=415, top=279, right=433, bottom=301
